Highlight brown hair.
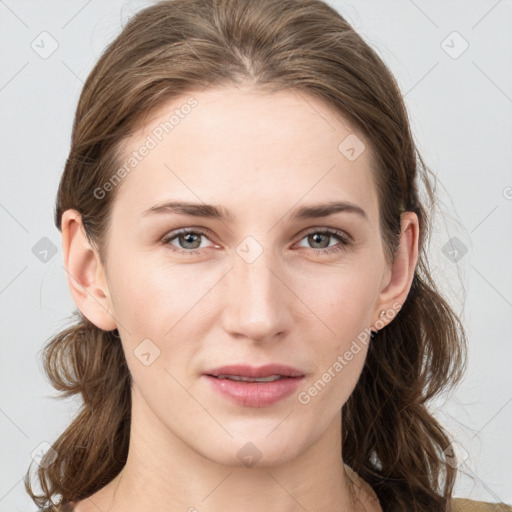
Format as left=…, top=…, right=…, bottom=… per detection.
left=25, top=0, right=467, bottom=510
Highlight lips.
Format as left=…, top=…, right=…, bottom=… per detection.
left=203, top=364, right=305, bottom=407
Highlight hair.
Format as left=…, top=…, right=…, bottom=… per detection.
left=25, top=0, right=468, bottom=510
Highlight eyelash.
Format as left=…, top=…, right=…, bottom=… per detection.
left=160, top=228, right=351, bottom=256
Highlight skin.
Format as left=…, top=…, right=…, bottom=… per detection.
left=61, top=86, right=419, bottom=512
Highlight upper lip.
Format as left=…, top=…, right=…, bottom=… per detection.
left=205, top=364, right=305, bottom=378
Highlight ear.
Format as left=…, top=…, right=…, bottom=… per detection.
left=61, top=209, right=117, bottom=331
left=372, top=211, right=419, bottom=329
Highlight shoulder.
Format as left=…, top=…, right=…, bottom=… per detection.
left=450, top=498, right=512, bottom=511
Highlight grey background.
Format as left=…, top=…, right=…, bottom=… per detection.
left=1, top=0, right=511, bottom=509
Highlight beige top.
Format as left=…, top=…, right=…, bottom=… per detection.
left=450, top=499, right=512, bottom=511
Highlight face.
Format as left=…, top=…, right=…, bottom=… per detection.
left=93, top=86, right=396, bottom=467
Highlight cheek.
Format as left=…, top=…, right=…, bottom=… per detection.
left=108, top=252, right=204, bottom=332
left=292, top=262, right=380, bottom=404
left=106, top=255, right=222, bottom=377
left=300, top=261, right=381, bottom=339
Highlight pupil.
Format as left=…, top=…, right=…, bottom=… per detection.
left=181, top=233, right=200, bottom=249
left=310, top=233, right=329, bottom=248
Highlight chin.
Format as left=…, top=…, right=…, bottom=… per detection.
left=197, top=426, right=308, bottom=469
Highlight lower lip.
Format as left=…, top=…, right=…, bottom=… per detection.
left=203, top=375, right=304, bottom=407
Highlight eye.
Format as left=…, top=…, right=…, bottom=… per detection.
left=161, top=228, right=214, bottom=255
left=296, top=228, right=351, bottom=254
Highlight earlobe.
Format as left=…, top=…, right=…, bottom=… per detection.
left=373, top=211, right=419, bottom=329
left=61, top=209, right=117, bottom=331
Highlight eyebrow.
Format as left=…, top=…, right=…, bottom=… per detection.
left=141, top=200, right=368, bottom=222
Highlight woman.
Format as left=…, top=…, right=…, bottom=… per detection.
left=24, top=0, right=511, bottom=511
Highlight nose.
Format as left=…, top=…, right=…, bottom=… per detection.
left=220, top=245, right=293, bottom=343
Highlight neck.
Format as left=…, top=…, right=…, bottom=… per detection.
left=77, top=388, right=365, bottom=512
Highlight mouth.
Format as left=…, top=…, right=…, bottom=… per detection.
left=203, top=364, right=305, bottom=407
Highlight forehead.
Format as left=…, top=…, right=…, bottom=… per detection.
left=110, top=86, right=378, bottom=224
